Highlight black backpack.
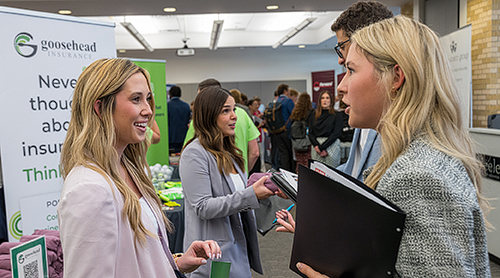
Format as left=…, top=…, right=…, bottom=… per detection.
left=264, top=100, right=287, bottom=134
left=291, top=120, right=307, bottom=139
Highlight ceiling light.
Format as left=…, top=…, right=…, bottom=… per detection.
left=298, top=45, right=306, bottom=48
left=272, top=17, right=317, bottom=49
left=266, top=5, right=279, bottom=10
left=209, top=20, right=224, bottom=51
left=163, top=7, right=176, bottom=13
left=58, top=10, right=72, bottom=15
left=121, top=22, right=154, bottom=52
left=118, top=49, right=126, bottom=53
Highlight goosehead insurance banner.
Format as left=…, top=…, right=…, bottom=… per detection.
left=0, top=6, right=116, bottom=240
left=440, top=25, right=472, bottom=128
left=311, top=70, right=335, bottom=104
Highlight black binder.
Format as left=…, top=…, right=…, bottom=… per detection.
left=289, top=164, right=406, bottom=278
left=270, top=171, right=297, bottom=203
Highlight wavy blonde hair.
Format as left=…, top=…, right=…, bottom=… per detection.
left=61, top=58, right=171, bottom=246
left=184, top=87, right=245, bottom=175
left=352, top=16, right=490, bottom=219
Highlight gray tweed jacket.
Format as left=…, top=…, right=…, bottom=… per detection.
left=366, top=138, right=490, bottom=277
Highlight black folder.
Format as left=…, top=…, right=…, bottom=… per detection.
left=269, top=171, right=297, bottom=203
left=289, top=163, right=406, bottom=278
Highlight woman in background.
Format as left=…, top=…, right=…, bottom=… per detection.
left=289, top=92, right=313, bottom=173
left=307, top=91, right=343, bottom=168
left=180, top=86, right=275, bottom=278
left=292, top=16, right=491, bottom=277
left=58, top=58, right=220, bottom=278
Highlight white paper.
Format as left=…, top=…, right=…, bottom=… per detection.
left=309, top=161, right=396, bottom=212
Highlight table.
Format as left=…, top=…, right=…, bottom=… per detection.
left=163, top=198, right=184, bottom=254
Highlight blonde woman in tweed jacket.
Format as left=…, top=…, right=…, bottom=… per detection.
left=286, top=16, right=491, bottom=278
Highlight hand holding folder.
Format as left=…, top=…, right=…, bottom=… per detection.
left=269, top=168, right=298, bottom=203
left=290, top=162, right=406, bottom=278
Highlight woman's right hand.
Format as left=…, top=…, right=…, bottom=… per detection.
left=177, top=240, right=221, bottom=273
left=314, top=146, right=321, bottom=154
left=252, top=176, right=275, bottom=200
left=275, top=209, right=295, bottom=233
left=276, top=209, right=295, bottom=234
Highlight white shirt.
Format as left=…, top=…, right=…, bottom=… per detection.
left=230, top=173, right=245, bottom=192
left=139, top=197, right=159, bottom=233
left=351, top=129, right=370, bottom=177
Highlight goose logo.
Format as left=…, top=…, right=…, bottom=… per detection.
left=14, top=32, right=38, bottom=58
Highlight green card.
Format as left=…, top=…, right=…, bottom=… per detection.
left=210, top=261, right=231, bottom=278
left=10, top=235, right=49, bottom=278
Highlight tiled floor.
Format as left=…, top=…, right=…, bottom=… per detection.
left=252, top=216, right=500, bottom=277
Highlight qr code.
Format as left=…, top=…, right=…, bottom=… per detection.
left=23, top=260, right=39, bottom=278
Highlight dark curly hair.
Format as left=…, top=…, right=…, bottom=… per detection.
left=330, top=1, right=393, bottom=38
left=290, top=92, right=312, bottom=121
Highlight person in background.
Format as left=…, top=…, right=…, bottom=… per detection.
left=168, top=85, right=191, bottom=153
left=247, top=99, right=264, bottom=175
left=308, top=91, right=343, bottom=168
left=248, top=99, right=262, bottom=120
left=289, top=89, right=299, bottom=104
left=254, top=96, right=266, bottom=114
left=230, top=89, right=252, bottom=117
left=269, top=84, right=294, bottom=172
left=289, top=92, right=313, bottom=173
left=58, top=58, right=220, bottom=278
left=333, top=1, right=393, bottom=181
left=281, top=16, right=492, bottom=277
left=145, top=119, right=161, bottom=145
left=184, top=80, right=260, bottom=174
left=241, top=92, right=249, bottom=106
left=180, top=87, right=275, bottom=278
left=337, top=98, right=355, bottom=164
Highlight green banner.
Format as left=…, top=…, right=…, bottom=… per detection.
left=132, top=59, right=169, bottom=165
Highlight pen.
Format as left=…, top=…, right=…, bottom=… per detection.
left=272, top=204, right=295, bottom=224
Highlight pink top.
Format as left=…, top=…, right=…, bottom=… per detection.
left=58, top=165, right=176, bottom=278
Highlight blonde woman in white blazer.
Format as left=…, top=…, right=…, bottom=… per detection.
left=58, top=58, right=220, bottom=278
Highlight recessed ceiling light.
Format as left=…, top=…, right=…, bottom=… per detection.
left=163, top=7, right=176, bottom=13
left=118, top=49, right=126, bottom=53
left=266, top=5, right=279, bottom=10
left=58, top=10, right=72, bottom=15
left=298, top=45, right=306, bottom=48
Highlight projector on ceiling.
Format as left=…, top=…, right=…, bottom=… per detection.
left=176, top=47, right=195, bottom=57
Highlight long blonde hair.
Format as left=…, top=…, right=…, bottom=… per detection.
left=184, top=86, right=245, bottom=175
left=61, top=58, right=171, bottom=246
left=352, top=16, right=490, bottom=217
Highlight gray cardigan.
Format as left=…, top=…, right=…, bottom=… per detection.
left=367, top=138, right=490, bottom=277
left=179, top=139, right=263, bottom=278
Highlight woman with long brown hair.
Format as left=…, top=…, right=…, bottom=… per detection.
left=289, top=92, right=314, bottom=172
left=180, top=86, right=275, bottom=278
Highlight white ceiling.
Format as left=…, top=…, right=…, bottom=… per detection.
left=0, top=0, right=407, bottom=51
left=83, top=11, right=342, bottom=50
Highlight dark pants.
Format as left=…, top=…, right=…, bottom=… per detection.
left=270, top=131, right=293, bottom=172
left=170, top=142, right=183, bottom=154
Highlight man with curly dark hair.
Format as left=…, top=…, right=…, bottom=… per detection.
left=331, top=1, right=393, bottom=66
left=329, top=1, right=394, bottom=182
